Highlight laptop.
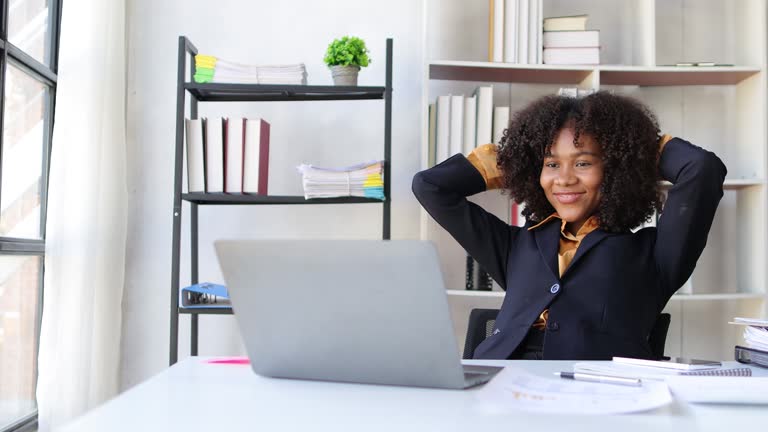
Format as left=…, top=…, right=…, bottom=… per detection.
left=214, top=239, right=501, bottom=389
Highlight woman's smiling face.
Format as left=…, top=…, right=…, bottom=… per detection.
left=539, top=127, right=604, bottom=234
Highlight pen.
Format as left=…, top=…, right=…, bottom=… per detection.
left=556, top=371, right=642, bottom=387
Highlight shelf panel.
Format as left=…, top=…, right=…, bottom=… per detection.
left=599, top=65, right=761, bottom=86
left=185, top=83, right=386, bottom=102
left=447, top=289, right=504, bottom=298
left=447, top=290, right=766, bottom=301
left=179, top=307, right=233, bottom=315
left=660, top=179, right=765, bottom=190
left=669, top=293, right=766, bottom=301
left=429, top=61, right=593, bottom=84
left=182, top=193, right=386, bottom=205
left=428, top=61, right=760, bottom=86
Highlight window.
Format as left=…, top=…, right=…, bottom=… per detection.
left=0, top=0, right=61, bottom=431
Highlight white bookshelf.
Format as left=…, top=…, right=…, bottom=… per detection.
left=423, top=0, right=768, bottom=360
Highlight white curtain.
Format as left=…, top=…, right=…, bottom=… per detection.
left=36, top=0, right=127, bottom=430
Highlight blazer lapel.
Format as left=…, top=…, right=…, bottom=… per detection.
left=561, top=229, right=611, bottom=278
left=534, top=220, right=561, bottom=280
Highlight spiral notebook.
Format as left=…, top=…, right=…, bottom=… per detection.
left=573, top=362, right=752, bottom=379
left=679, top=368, right=752, bottom=377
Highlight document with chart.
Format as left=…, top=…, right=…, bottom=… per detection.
left=477, top=367, right=673, bottom=414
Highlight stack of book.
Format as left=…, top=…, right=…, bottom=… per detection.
left=194, top=54, right=308, bottom=85
left=428, top=86, right=495, bottom=167
left=731, top=317, right=768, bottom=368
left=557, top=87, right=596, bottom=98
left=542, top=14, right=600, bottom=65
left=488, top=0, right=543, bottom=64
left=297, top=161, right=385, bottom=200
left=184, top=117, right=270, bottom=194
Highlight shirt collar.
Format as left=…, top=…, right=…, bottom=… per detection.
left=528, top=213, right=600, bottom=238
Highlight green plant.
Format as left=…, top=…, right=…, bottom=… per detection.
left=324, top=36, right=371, bottom=68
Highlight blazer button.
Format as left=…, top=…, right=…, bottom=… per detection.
left=550, top=283, right=560, bottom=294
left=547, top=321, right=560, bottom=331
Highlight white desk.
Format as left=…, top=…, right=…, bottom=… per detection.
left=60, top=358, right=768, bottom=431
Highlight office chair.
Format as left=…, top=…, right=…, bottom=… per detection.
left=462, top=308, right=499, bottom=359
left=462, top=308, right=671, bottom=360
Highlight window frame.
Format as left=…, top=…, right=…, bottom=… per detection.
left=0, top=0, right=62, bottom=431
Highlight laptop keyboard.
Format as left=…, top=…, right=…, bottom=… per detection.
left=462, top=365, right=503, bottom=388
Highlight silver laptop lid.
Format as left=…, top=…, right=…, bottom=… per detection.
left=215, top=239, right=466, bottom=388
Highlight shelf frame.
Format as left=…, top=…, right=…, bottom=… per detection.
left=181, top=193, right=387, bottom=205
left=169, top=36, right=393, bottom=365
left=185, top=82, right=386, bottom=102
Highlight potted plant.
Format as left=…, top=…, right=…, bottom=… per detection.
left=324, top=36, right=371, bottom=86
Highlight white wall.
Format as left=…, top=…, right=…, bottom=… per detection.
left=121, top=0, right=425, bottom=390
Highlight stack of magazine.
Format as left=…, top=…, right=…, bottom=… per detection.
left=297, top=161, right=385, bottom=200
left=731, top=317, right=768, bottom=368
left=194, top=54, right=307, bottom=85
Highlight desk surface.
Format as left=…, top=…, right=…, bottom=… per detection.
left=59, top=358, right=768, bottom=432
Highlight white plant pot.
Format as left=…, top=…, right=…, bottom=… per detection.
left=330, top=65, right=360, bottom=86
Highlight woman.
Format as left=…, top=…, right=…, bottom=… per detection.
left=412, top=92, right=726, bottom=360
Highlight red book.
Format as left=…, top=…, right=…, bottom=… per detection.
left=243, top=118, right=270, bottom=195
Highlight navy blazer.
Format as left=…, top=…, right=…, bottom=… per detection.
left=412, top=138, right=727, bottom=360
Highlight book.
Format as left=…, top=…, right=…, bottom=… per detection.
left=543, top=47, right=600, bottom=65
left=493, top=0, right=504, bottom=62
left=735, top=345, right=768, bottom=368
left=180, top=282, right=230, bottom=308
left=427, top=103, right=436, bottom=167
left=465, top=255, right=475, bottom=290
left=449, top=95, right=464, bottom=157
left=243, top=118, right=270, bottom=195
left=535, top=0, right=543, bottom=63
left=503, top=0, right=518, bottom=63
left=488, top=0, right=495, bottom=62
left=543, top=14, right=588, bottom=32
left=474, top=86, right=494, bottom=147
left=204, top=117, right=224, bottom=193
left=517, top=0, right=529, bottom=64
left=543, top=30, right=600, bottom=48
left=225, top=117, right=245, bottom=193
left=493, top=106, right=510, bottom=144
left=476, top=266, right=493, bottom=291
left=462, top=96, right=477, bottom=155
left=528, top=0, right=539, bottom=64
left=184, top=118, right=205, bottom=193
left=436, top=95, right=451, bottom=163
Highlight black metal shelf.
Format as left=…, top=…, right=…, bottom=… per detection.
left=185, top=83, right=386, bottom=102
left=179, top=307, right=233, bottom=315
left=170, top=35, right=393, bottom=365
left=182, top=193, right=386, bottom=205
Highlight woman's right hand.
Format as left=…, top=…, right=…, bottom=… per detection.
left=467, top=144, right=503, bottom=190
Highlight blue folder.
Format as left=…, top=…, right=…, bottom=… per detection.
left=180, top=282, right=231, bottom=308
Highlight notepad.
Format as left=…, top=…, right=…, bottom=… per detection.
left=613, top=356, right=721, bottom=371
left=666, top=376, right=768, bottom=404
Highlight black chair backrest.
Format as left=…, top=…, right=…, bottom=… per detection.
left=462, top=308, right=499, bottom=359
left=463, top=308, right=671, bottom=360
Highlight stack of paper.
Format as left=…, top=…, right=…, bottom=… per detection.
left=194, top=54, right=307, bottom=85
left=297, top=161, right=385, bottom=200
left=732, top=317, right=768, bottom=351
